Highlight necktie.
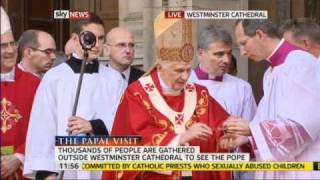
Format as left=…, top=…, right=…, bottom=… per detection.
left=120, top=73, right=126, bottom=80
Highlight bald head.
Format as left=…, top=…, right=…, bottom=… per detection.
left=106, top=27, right=135, bottom=72
left=18, top=30, right=56, bottom=76
left=18, top=30, right=56, bottom=59
left=106, top=27, right=133, bottom=43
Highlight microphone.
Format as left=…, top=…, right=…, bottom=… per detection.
left=79, top=31, right=96, bottom=50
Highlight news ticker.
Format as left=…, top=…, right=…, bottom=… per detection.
left=57, top=162, right=320, bottom=171
left=55, top=136, right=319, bottom=171
left=53, top=10, right=267, bottom=20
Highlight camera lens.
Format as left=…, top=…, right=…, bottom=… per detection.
left=79, top=31, right=96, bottom=50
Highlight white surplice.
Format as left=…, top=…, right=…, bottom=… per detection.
left=106, top=65, right=129, bottom=116
left=24, top=62, right=117, bottom=179
left=250, top=46, right=320, bottom=179
left=189, top=71, right=257, bottom=121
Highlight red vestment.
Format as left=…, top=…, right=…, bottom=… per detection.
left=103, top=70, right=231, bottom=180
left=1, top=67, right=40, bottom=180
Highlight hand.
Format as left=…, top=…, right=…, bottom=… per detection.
left=179, top=123, right=213, bottom=145
left=218, top=133, right=249, bottom=150
left=67, top=116, right=93, bottom=135
left=223, top=116, right=251, bottom=136
left=1, top=155, right=21, bottom=178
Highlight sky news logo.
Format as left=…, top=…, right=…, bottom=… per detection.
left=54, top=10, right=90, bottom=20
left=165, top=10, right=268, bottom=19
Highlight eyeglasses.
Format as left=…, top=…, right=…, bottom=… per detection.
left=108, top=42, right=135, bottom=49
left=31, top=47, right=56, bottom=56
left=0, top=41, right=17, bottom=50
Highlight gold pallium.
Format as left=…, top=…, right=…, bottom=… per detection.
left=1, top=98, right=22, bottom=133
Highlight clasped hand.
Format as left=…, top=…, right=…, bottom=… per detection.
left=218, top=116, right=251, bottom=150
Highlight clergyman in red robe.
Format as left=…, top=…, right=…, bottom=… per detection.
left=103, top=11, right=232, bottom=180
left=1, top=7, right=40, bottom=180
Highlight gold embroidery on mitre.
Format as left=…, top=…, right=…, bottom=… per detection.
left=1, top=98, right=22, bottom=133
left=159, top=43, right=194, bottom=63
left=154, top=12, right=194, bottom=63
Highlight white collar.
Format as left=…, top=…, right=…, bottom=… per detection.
left=157, top=71, right=181, bottom=95
left=72, top=52, right=82, bottom=59
left=1, top=67, right=15, bottom=82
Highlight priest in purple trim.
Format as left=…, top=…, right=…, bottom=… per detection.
left=189, top=24, right=256, bottom=130
left=189, top=25, right=257, bottom=180
left=221, top=19, right=320, bottom=179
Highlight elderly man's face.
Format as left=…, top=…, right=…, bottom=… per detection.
left=234, top=22, right=266, bottom=62
left=1, top=31, right=17, bottom=73
left=158, top=61, right=192, bottom=92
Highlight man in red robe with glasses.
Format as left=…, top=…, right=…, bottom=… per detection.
left=1, top=6, right=40, bottom=180
left=102, top=11, right=232, bottom=180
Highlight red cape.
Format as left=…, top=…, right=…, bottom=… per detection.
left=103, top=69, right=231, bottom=180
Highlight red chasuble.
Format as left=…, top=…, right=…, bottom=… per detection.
left=103, top=69, right=231, bottom=180
left=1, top=67, right=40, bottom=179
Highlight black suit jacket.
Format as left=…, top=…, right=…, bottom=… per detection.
left=128, top=67, right=145, bottom=84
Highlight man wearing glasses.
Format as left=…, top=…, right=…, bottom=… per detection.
left=105, top=27, right=145, bottom=115
left=0, top=6, right=40, bottom=180
left=17, top=29, right=57, bottom=78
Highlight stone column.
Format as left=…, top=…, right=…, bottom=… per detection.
left=118, top=0, right=144, bottom=68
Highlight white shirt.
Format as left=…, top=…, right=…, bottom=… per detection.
left=106, top=64, right=130, bottom=115
left=1, top=67, right=15, bottom=82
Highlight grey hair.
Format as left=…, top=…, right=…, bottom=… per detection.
left=235, top=19, right=281, bottom=39
left=17, top=29, right=40, bottom=61
left=197, top=24, right=232, bottom=50
left=279, top=18, right=320, bottom=45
